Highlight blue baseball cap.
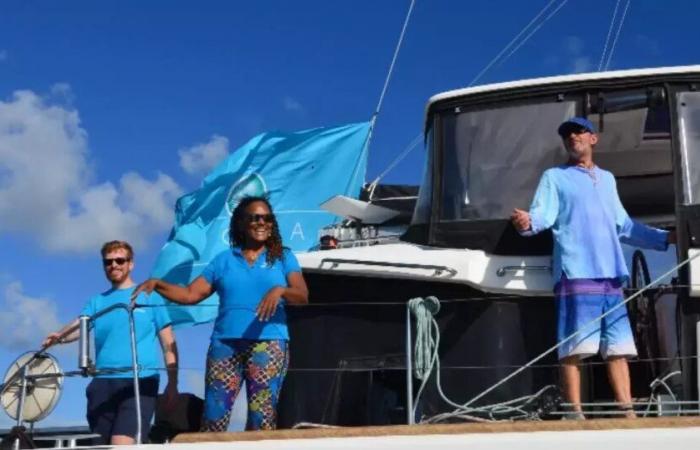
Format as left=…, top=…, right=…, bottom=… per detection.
left=557, top=117, right=596, bottom=137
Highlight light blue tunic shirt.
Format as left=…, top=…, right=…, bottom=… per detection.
left=202, top=247, right=301, bottom=340
left=524, top=165, right=668, bottom=283
left=80, top=287, right=171, bottom=378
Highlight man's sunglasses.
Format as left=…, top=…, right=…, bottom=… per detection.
left=245, top=213, right=274, bottom=224
left=559, top=126, right=591, bottom=138
left=103, top=257, right=130, bottom=266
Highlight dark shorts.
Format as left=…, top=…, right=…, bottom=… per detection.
left=86, top=376, right=159, bottom=444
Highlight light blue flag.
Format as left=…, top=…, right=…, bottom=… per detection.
left=150, top=121, right=370, bottom=326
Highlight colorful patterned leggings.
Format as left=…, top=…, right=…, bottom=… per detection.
left=201, top=339, right=289, bottom=431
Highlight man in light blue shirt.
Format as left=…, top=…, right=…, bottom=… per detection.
left=511, top=117, right=674, bottom=419
left=44, top=241, right=179, bottom=444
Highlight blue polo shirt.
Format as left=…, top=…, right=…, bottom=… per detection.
left=524, top=165, right=668, bottom=283
left=202, top=247, right=301, bottom=340
left=80, top=287, right=172, bottom=378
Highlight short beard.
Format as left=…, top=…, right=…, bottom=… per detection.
left=566, top=147, right=584, bottom=161
left=107, top=271, right=128, bottom=285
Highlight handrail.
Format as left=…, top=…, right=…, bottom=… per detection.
left=320, top=258, right=457, bottom=278
left=496, top=265, right=551, bottom=277
left=5, top=302, right=143, bottom=445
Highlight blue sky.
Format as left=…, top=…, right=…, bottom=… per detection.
left=1, top=0, right=699, bottom=429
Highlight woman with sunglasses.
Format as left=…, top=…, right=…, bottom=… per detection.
left=133, top=196, right=308, bottom=431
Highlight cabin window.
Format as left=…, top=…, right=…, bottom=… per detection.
left=589, top=97, right=673, bottom=219
left=439, top=100, right=575, bottom=221
left=677, top=91, right=700, bottom=204
left=589, top=89, right=672, bottom=179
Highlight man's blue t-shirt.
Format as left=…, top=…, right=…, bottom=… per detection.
left=80, top=287, right=171, bottom=378
left=201, top=247, right=301, bottom=340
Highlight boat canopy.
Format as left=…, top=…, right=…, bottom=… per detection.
left=405, top=67, right=700, bottom=254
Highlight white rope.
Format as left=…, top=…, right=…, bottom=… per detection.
left=598, top=0, right=622, bottom=71
left=468, top=0, right=564, bottom=87
left=373, top=0, right=416, bottom=119
left=408, top=296, right=441, bottom=380
left=370, top=0, right=570, bottom=189
left=501, top=0, right=570, bottom=64
left=408, top=297, right=441, bottom=418
left=361, top=0, right=417, bottom=195
left=643, top=371, right=682, bottom=417
left=604, top=0, right=632, bottom=71
left=461, top=251, right=699, bottom=409
left=407, top=296, right=555, bottom=422
left=404, top=254, right=696, bottom=423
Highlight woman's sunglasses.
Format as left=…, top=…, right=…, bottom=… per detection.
left=245, top=213, right=274, bottom=224
left=103, top=257, right=130, bottom=266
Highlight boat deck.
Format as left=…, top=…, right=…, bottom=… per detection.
left=173, top=416, right=700, bottom=444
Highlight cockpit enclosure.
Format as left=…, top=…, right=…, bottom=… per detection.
left=285, top=68, right=700, bottom=425
left=404, top=69, right=700, bottom=256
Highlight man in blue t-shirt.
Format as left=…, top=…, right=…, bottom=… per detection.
left=511, top=117, right=674, bottom=419
left=43, top=241, right=179, bottom=444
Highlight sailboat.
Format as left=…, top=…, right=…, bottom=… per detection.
left=162, top=64, right=700, bottom=449
left=4, top=3, right=700, bottom=448
left=276, top=64, right=700, bottom=434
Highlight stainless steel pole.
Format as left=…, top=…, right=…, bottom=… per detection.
left=12, top=365, right=29, bottom=450
left=405, top=302, right=414, bottom=425
left=15, top=365, right=28, bottom=428
left=78, top=315, right=91, bottom=374
left=127, top=304, right=142, bottom=444
left=696, top=321, right=700, bottom=411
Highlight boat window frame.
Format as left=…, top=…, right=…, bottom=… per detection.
left=411, top=77, right=690, bottom=252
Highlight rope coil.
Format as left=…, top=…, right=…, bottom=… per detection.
left=408, top=296, right=440, bottom=380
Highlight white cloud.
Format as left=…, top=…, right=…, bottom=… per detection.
left=50, top=82, right=75, bottom=105
left=282, top=95, right=304, bottom=113
left=178, top=134, right=229, bottom=176
left=0, top=87, right=183, bottom=253
left=0, top=50, right=7, bottom=62
left=0, top=281, right=61, bottom=351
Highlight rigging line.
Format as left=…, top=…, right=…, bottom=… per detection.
left=135, top=294, right=524, bottom=308
left=499, top=0, right=569, bottom=64
left=361, top=0, right=416, bottom=193
left=604, top=0, right=632, bottom=71
left=468, top=0, right=560, bottom=87
left=460, top=251, right=700, bottom=409
left=133, top=282, right=684, bottom=310
left=598, top=0, right=622, bottom=71
left=118, top=353, right=700, bottom=374
left=368, top=133, right=423, bottom=189
left=138, top=284, right=679, bottom=309
left=373, top=0, right=416, bottom=119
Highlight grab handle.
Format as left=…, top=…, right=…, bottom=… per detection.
left=496, top=265, right=551, bottom=277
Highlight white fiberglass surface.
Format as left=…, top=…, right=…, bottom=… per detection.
left=114, top=427, right=700, bottom=450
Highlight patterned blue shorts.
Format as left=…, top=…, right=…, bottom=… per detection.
left=555, top=277, right=637, bottom=360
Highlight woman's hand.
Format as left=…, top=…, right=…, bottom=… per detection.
left=257, top=286, right=285, bottom=321
left=131, top=279, right=159, bottom=304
